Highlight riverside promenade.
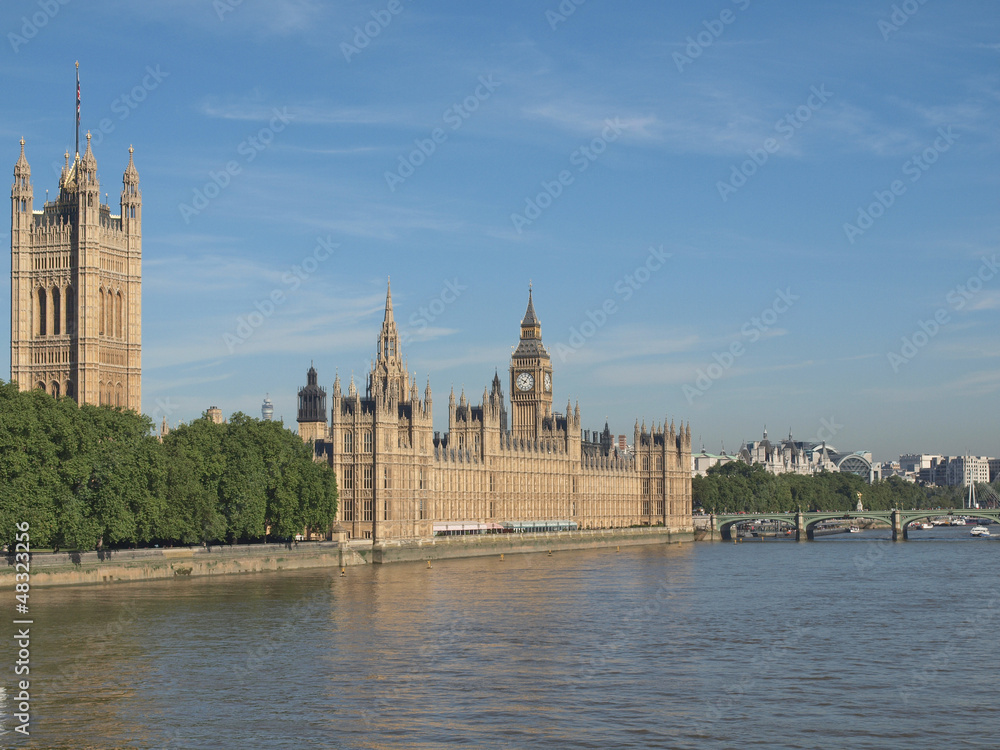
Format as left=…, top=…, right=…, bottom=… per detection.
left=2, top=526, right=694, bottom=588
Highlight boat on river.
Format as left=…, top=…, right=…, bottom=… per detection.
left=970, top=525, right=990, bottom=537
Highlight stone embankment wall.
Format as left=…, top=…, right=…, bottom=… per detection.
left=2, top=527, right=693, bottom=589
left=1, top=542, right=361, bottom=589
left=371, top=527, right=692, bottom=564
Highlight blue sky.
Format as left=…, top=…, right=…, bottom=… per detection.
left=2, top=0, right=998, bottom=462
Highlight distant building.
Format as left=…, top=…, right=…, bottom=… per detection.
left=206, top=406, right=224, bottom=425
left=897, top=454, right=997, bottom=486
left=692, top=448, right=734, bottom=477
left=261, top=395, right=274, bottom=421
left=946, top=456, right=991, bottom=487
left=734, top=428, right=874, bottom=482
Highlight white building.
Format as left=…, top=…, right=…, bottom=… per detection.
left=946, top=456, right=991, bottom=487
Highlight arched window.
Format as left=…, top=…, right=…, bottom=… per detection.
left=37, top=288, right=47, bottom=336
left=116, top=291, right=123, bottom=339
left=65, top=380, right=74, bottom=398
left=36, top=381, right=45, bottom=391
left=106, top=289, right=114, bottom=338
left=65, top=285, right=75, bottom=335
left=51, top=381, right=60, bottom=398
left=99, top=289, right=105, bottom=336
left=115, top=383, right=123, bottom=408
left=52, top=287, right=61, bottom=335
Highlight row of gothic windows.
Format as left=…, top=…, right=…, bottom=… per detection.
left=35, top=286, right=75, bottom=337
left=342, top=431, right=374, bottom=453
left=98, top=288, right=126, bottom=338
left=34, top=380, right=124, bottom=406
left=99, top=382, right=126, bottom=408
left=35, top=285, right=127, bottom=339
left=36, top=380, right=74, bottom=398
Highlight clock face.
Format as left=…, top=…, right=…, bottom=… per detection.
left=516, top=372, right=534, bottom=391
left=544, top=373, right=552, bottom=392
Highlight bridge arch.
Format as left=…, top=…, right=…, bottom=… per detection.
left=716, top=513, right=797, bottom=541
left=803, top=512, right=892, bottom=539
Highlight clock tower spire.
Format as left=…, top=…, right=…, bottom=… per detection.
left=510, top=285, right=553, bottom=440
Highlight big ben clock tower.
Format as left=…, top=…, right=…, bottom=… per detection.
left=510, top=286, right=553, bottom=440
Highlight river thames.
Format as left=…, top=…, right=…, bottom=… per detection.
left=6, top=526, right=1000, bottom=749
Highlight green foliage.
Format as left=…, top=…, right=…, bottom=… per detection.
left=0, top=382, right=338, bottom=550
left=694, top=461, right=966, bottom=514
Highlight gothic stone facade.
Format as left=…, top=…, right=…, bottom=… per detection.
left=298, top=282, right=693, bottom=541
left=10, top=134, right=141, bottom=410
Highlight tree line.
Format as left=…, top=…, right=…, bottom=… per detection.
left=0, top=381, right=338, bottom=550
left=693, top=460, right=997, bottom=514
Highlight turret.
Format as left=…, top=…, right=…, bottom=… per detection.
left=121, top=145, right=141, bottom=233
left=11, top=138, right=32, bottom=235
left=297, top=364, right=327, bottom=442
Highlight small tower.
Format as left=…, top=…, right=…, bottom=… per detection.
left=297, top=365, right=327, bottom=442
left=261, top=394, right=274, bottom=421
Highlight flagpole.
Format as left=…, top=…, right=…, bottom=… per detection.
left=75, top=61, right=80, bottom=157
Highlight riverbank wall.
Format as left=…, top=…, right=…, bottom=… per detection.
left=2, top=526, right=693, bottom=588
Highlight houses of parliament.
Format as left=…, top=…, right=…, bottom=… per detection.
left=9, top=134, right=141, bottom=410
left=298, top=282, right=694, bottom=541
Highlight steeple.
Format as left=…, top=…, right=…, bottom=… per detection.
left=370, top=278, right=409, bottom=404
left=520, top=284, right=541, bottom=340
left=11, top=139, right=32, bottom=216
left=13, top=138, right=29, bottom=181
left=378, top=277, right=399, bottom=361
left=80, top=131, right=96, bottom=173
left=124, top=145, right=138, bottom=181
left=119, top=145, right=142, bottom=239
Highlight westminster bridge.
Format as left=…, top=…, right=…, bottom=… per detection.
left=702, top=509, right=1000, bottom=541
